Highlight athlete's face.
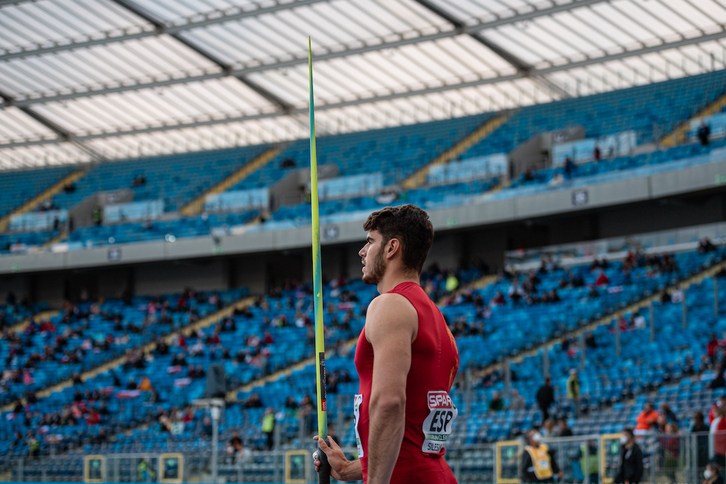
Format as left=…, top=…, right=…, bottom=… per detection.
left=359, top=230, right=387, bottom=285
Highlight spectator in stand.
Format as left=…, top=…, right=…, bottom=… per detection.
left=226, top=431, right=242, bottom=463
left=709, top=334, right=722, bottom=363
left=711, top=396, right=726, bottom=424
left=86, top=407, right=100, bottom=426
left=712, top=406, right=726, bottom=467
left=564, top=156, right=575, bottom=179
left=693, top=411, right=711, bottom=473
left=138, top=376, right=152, bottom=391
left=489, top=391, right=504, bottom=412
left=508, top=280, right=525, bottom=305
left=585, top=332, right=597, bottom=349
left=699, top=238, right=717, bottom=254
left=92, top=206, right=103, bottom=226
left=10, top=432, right=23, bottom=451
left=704, top=463, right=724, bottom=484
left=660, top=422, right=680, bottom=483
left=245, top=394, right=263, bottom=409
left=537, top=377, right=555, bottom=424
left=26, top=430, right=40, bottom=458
left=635, top=402, right=661, bottom=434
left=445, top=271, right=459, bottom=293
left=508, top=389, right=526, bottom=411
left=541, top=419, right=557, bottom=438
left=614, top=428, right=643, bottom=484
left=670, top=286, right=684, bottom=303
left=595, top=270, right=610, bottom=286
left=660, top=403, right=679, bottom=426
left=284, top=396, right=298, bottom=415
left=567, top=370, right=580, bottom=417
left=126, top=377, right=137, bottom=390
left=262, top=408, right=275, bottom=450
left=558, top=418, right=573, bottom=437
left=594, top=144, right=601, bottom=161
left=491, top=290, right=506, bottom=306
left=699, top=120, right=711, bottom=146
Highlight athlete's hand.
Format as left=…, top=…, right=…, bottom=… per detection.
left=313, top=436, right=350, bottom=481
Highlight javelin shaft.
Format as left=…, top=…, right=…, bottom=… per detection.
left=309, top=36, right=328, bottom=441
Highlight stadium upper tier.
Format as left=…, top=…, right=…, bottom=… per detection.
left=462, top=69, right=726, bottom=159
left=0, top=166, right=73, bottom=219
left=48, top=144, right=271, bottom=213
left=0, top=71, right=724, bottom=253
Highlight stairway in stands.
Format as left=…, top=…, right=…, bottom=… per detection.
left=401, top=113, right=511, bottom=189
left=0, top=170, right=85, bottom=232
left=6, top=310, right=58, bottom=334
left=661, top=90, right=726, bottom=147
left=179, top=146, right=283, bottom=216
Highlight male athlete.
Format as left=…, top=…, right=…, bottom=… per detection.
left=314, top=204, right=460, bottom=483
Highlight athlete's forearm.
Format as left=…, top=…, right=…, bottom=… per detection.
left=340, top=459, right=363, bottom=482
left=367, top=396, right=405, bottom=484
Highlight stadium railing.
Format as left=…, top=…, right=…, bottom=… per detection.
left=1, top=431, right=721, bottom=484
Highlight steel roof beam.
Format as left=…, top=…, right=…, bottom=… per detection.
left=0, top=88, right=105, bottom=160
left=108, top=0, right=293, bottom=112
left=0, top=0, right=608, bottom=63
left=0, top=0, right=329, bottom=61
left=1, top=0, right=598, bottom=107
left=5, top=28, right=725, bottom=150
left=3, top=2, right=615, bottom=109
left=412, top=0, right=570, bottom=98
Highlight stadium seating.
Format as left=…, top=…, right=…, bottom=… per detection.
left=0, top=279, right=376, bottom=456
left=2, top=245, right=724, bottom=461
left=66, top=211, right=259, bottom=248
left=0, top=289, right=248, bottom=409
left=0, top=166, right=73, bottom=219
left=48, top=145, right=270, bottom=213
left=217, top=247, right=724, bottom=449
left=462, top=69, right=726, bottom=160
left=228, top=114, right=495, bottom=194
left=455, top=266, right=726, bottom=444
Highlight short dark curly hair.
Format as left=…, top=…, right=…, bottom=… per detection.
left=363, top=204, right=434, bottom=274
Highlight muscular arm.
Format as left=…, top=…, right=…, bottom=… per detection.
left=365, top=293, right=418, bottom=484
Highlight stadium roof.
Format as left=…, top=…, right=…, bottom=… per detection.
left=0, top=0, right=724, bottom=168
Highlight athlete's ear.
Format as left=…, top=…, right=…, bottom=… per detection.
left=386, top=238, right=402, bottom=260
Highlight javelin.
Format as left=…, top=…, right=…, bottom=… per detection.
left=309, top=36, right=330, bottom=484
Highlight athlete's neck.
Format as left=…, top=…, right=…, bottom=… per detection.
left=376, top=270, right=420, bottom=294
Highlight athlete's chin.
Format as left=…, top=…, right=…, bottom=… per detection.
left=361, top=273, right=378, bottom=285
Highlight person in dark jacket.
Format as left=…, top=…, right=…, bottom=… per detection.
left=615, top=428, right=643, bottom=484
left=692, top=411, right=711, bottom=471
left=537, top=377, right=556, bottom=424
left=520, top=428, right=562, bottom=483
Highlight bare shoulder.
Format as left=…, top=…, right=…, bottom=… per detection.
left=365, top=293, right=418, bottom=344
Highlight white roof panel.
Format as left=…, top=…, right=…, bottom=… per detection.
left=0, top=0, right=723, bottom=168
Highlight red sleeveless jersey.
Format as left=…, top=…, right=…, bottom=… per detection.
left=354, top=282, right=460, bottom=483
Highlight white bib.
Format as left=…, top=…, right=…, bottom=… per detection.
left=421, top=391, right=458, bottom=454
